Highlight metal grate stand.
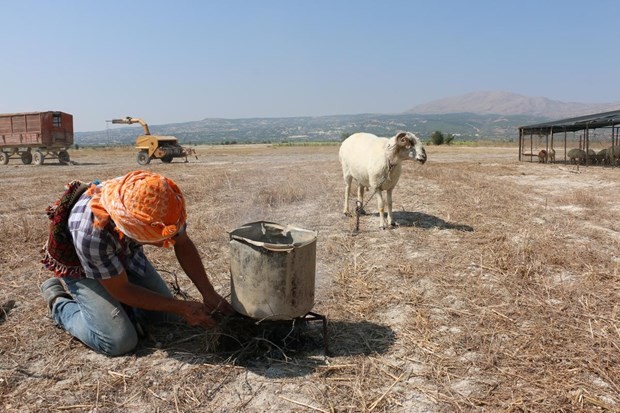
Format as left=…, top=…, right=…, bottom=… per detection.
left=298, top=311, right=329, bottom=355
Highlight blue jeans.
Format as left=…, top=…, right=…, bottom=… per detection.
left=52, top=260, right=175, bottom=356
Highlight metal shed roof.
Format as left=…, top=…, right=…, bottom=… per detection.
left=519, top=109, right=620, bottom=134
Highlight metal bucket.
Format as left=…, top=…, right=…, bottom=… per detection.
left=229, top=221, right=317, bottom=320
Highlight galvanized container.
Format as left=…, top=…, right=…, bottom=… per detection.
left=229, top=221, right=317, bottom=320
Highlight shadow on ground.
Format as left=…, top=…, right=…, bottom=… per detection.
left=137, top=316, right=396, bottom=378
left=391, top=211, right=474, bottom=231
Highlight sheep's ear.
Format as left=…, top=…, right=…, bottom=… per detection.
left=396, top=132, right=410, bottom=146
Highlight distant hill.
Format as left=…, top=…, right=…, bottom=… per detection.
left=407, top=91, right=620, bottom=119
left=75, top=112, right=548, bottom=146
left=75, top=91, right=620, bottom=146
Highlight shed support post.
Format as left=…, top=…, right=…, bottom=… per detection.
left=518, top=128, right=522, bottom=161
left=583, top=124, right=590, bottom=165
left=549, top=127, right=553, bottom=163
left=613, top=127, right=616, bottom=168
left=564, top=131, right=567, bottom=162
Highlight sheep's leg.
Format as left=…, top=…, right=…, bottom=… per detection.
left=376, top=190, right=386, bottom=229
left=386, top=189, right=395, bottom=226
left=356, top=185, right=366, bottom=215
left=343, top=176, right=352, bottom=216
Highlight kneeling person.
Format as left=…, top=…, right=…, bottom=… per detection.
left=40, top=170, right=234, bottom=356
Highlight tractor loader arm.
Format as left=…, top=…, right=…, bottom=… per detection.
left=111, top=116, right=151, bottom=135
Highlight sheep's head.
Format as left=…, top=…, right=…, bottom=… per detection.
left=395, top=132, right=427, bottom=164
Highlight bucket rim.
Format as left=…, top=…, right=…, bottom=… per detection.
left=229, top=221, right=317, bottom=252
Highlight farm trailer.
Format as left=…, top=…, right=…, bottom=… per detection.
left=0, top=111, right=74, bottom=165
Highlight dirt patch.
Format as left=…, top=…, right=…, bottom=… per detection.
left=1, top=144, right=619, bottom=412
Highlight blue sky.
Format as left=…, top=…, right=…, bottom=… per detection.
left=1, top=1, right=618, bottom=131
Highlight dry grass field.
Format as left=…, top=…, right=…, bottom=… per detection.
left=1, top=143, right=619, bottom=412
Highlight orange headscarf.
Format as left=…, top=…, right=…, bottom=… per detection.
left=87, top=170, right=186, bottom=247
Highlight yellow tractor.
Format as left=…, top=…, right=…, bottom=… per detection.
left=111, top=116, right=197, bottom=165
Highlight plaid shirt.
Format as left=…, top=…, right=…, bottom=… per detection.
left=68, top=193, right=147, bottom=279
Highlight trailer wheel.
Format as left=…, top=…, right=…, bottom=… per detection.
left=33, top=150, right=45, bottom=165
left=0, top=152, right=8, bottom=165
left=137, top=151, right=151, bottom=165
left=21, top=151, right=33, bottom=165
left=58, top=150, right=70, bottom=165
left=161, top=154, right=173, bottom=163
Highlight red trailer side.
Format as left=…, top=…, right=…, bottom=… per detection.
left=0, top=111, right=74, bottom=165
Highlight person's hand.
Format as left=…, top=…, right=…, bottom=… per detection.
left=203, top=292, right=236, bottom=316
left=180, top=301, right=216, bottom=328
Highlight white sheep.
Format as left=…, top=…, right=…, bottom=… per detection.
left=568, top=148, right=586, bottom=165
left=538, top=148, right=555, bottom=163
left=548, top=148, right=556, bottom=163
left=339, top=131, right=427, bottom=229
left=604, top=146, right=620, bottom=165
left=587, top=148, right=597, bottom=164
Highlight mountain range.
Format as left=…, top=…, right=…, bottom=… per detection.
left=407, top=91, right=620, bottom=119
left=75, top=91, right=620, bottom=146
